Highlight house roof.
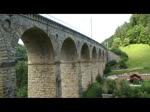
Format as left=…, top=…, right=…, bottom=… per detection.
left=129, top=74, right=142, bottom=80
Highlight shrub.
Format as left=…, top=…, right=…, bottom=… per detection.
left=119, top=61, right=127, bottom=69
left=104, top=64, right=111, bottom=74
left=103, top=79, right=117, bottom=94
left=96, top=75, right=104, bottom=84
left=109, top=60, right=117, bottom=66
left=16, top=61, right=28, bottom=98
left=82, top=82, right=102, bottom=98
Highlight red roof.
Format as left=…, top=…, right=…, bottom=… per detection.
left=129, top=74, right=142, bottom=80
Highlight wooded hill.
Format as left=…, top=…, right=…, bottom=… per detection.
left=102, top=14, right=150, bottom=49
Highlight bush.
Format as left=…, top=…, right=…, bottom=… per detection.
left=16, top=61, right=28, bottom=98
left=17, top=85, right=27, bottom=98
left=113, top=80, right=131, bottom=97
left=102, top=79, right=117, bottom=94
left=109, top=60, right=117, bottom=66
left=104, top=64, right=111, bottom=74
left=119, top=61, right=127, bottom=69
left=82, top=82, right=102, bottom=98
left=96, top=75, right=104, bottom=84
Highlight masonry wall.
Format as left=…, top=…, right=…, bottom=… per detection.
left=81, top=62, right=91, bottom=91
left=61, top=62, right=79, bottom=98
left=28, top=64, right=56, bottom=98
left=92, top=62, right=98, bottom=82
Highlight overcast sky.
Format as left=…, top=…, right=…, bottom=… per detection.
left=19, top=14, right=131, bottom=44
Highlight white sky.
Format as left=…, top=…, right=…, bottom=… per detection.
left=19, top=14, right=131, bottom=44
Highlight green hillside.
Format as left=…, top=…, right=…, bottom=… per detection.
left=120, top=44, right=150, bottom=69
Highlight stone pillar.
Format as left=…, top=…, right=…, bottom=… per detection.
left=92, top=61, right=98, bottom=82
left=61, top=61, right=79, bottom=98
left=55, top=61, right=62, bottom=98
left=96, top=61, right=99, bottom=76
left=98, top=61, right=101, bottom=75
left=28, top=63, right=56, bottom=98
left=78, top=61, right=82, bottom=97
left=81, top=61, right=91, bottom=91
left=0, top=62, right=16, bottom=98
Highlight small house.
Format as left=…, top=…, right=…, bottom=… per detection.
left=129, top=73, right=143, bottom=84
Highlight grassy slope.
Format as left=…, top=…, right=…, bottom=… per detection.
left=108, top=44, right=150, bottom=75
left=120, top=44, right=150, bottom=68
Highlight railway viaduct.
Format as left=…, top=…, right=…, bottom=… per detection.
left=0, top=14, right=108, bottom=98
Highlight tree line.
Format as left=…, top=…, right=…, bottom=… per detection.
left=102, top=14, right=150, bottom=49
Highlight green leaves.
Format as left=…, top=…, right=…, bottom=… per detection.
left=15, top=44, right=28, bottom=98
left=102, top=14, right=150, bottom=49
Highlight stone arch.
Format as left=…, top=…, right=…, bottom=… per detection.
left=92, top=47, right=97, bottom=61
left=98, top=49, right=101, bottom=75
left=100, top=50, right=104, bottom=61
left=92, top=46, right=97, bottom=82
left=21, top=27, right=56, bottom=98
left=22, top=27, right=55, bottom=64
left=60, top=37, right=79, bottom=97
left=102, top=50, right=105, bottom=61
left=98, top=49, right=101, bottom=61
left=81, top=43, right=90, bottom=61
left=80, top=43, right=91, bottom=91
left=61, top=38, right=77, bottom=62
left=101, top=50, right=105, bottom=75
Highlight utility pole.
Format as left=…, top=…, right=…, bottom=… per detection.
left=91, top=18, right=92, bottom=39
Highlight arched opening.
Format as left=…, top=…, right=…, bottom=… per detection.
left=81, top=43, right=90, bottom=91
left=102, top=50, right=105, bottom=74
left=21, top=27, right=56, bottom=98
left=102, top=50, right=105, bottom=61
left=15, top=42, right=28, bottom=98
left=103, top=51, right=106, bottom=70
left=92, top=47, right=97, bottom=61
left=60, top=38, right=79, bottom=97
left=98, top=49, right=101, bottom=75
left=92, top=47, right=97, bottom=81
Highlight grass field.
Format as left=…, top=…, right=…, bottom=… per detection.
left=120, top=44, right=150, bottom=68
left=142, top=81, right=150, bottom=87
left=108, top=44, right=150, bottom=75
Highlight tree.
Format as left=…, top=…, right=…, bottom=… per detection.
left=111, top=38, right=122, bottom=49
left=15, top=44, right=28, bottom=98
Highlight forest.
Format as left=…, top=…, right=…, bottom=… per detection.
left=102, top=14, right=150, bottom=49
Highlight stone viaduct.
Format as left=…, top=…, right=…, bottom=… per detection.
left=0, top=14, right=108, bottom=98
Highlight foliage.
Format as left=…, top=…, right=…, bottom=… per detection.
left=16, top=61, right=28, bottom=98
left=104, top=64, right=111, bottom=74
left=82, top=82, right=102, bottom=98
left=16, top=44, right=28, bottom=98
left=16, top=44, right=27, bottom=61
left=113, top=80, right=131, bottom=98
left=108, top=60, right=117, bottom=66
left=96, top=75, right=105, bottom=84
left=118, top=60, right=127, bottom=69
left=102, top=79, right=117, bottom=94
left=83, top=73, right=150, bottom=98
left=102, top=14, right=150, bottom=48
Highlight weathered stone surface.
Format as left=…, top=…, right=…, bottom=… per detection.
left=81, top=62, right=91, bottom=91
left=61, top=62, right=79, bottom=98
left=28, top=64, right=56, bottom=98
left=0, top=14, right=107, bottom=98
